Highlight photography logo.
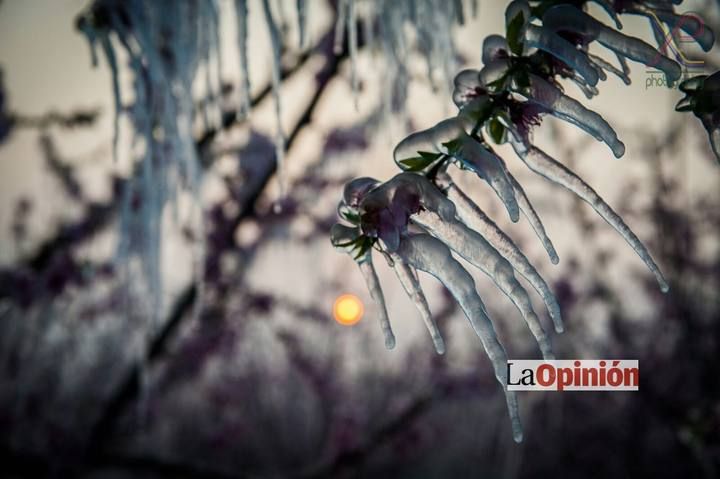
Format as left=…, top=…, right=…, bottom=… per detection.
left=646, top=12, right=709, bottom=89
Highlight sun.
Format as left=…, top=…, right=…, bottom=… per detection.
left=333, top=294, right=364, bottom=326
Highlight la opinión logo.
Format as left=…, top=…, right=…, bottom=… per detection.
left=506, top=360, right=639, bottom=391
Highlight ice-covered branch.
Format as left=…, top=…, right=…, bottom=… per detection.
left=330, top=0, right=713, bottom=442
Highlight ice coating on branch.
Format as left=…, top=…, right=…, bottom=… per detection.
left=393, top=118, right=520, bottom=222
left=344, top=177, right=382, bottom=208
left=478, top=58, right=511, bottom=88
left=328, top=0, right=714, bottom=444
left=482, top=35, right=510, bottom=65
left=542, top=5, right=681, bottom=84
left=522, top=73, right=625, bottom=158
left=523, top=25, right=600, bottom=86
left=235, top=0, right=251, bottom=115
left=358, top=173, right=456, bottom=250
left=412, top=211, right=554, bottom=359
left=508, top=134, right=670, bottom=292
left=358, top=254, right=397, bottom=350
left=451, top=69, right=485, bottom=107
left=437, top=174, right=564, bottom=332
left=397, top=234, right=523, bottom=443
left=391, top=253, right=446, bottom=354
left=261, top=0, right=287, bottom=207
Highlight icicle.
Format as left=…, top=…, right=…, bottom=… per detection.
left=390, top=253, right=446, bottom=354
left=77, top=15, right=100, bottom=67
left=99, top=35, right=121, bottom=163
left=357, top=252, right=397, bottom=349
left=568, top=72, right=601, bottom=99
left=453, top=0, right=465, bottom=25
left=297, top=0, right=307, bottom=49
left=436, top=172, right=564, bottom=333
left=508, top=135, right=670, bottom=292
left=541, top=5, right=682, bottom=84
left=508, top=172, right=559, bottom=264
left=414, top=0, right=440, bottom=93
left=275, top=0, right=289, bottom=33
left=348, top=0, right=359, bottom=110
left=261, top=0, right=287, bottom=209
left=454, top=136, right=520, bottom=222
left=524, top=25, right=600, bottom=86
left=334, top=0, right=348, bottom=54
left=397, top=234, right=523, bottom=442
left=207, top=0, right=223, bottom=127
left=411, top=210, right=555, bottom=359
left=361, top=2, right=374, bottom=55
left=588, top=53, right=632, bottom=85
left=590, top=0, right=622, bottom=29
left=235, top=0, right=251, bottom=115
left=615, top=52, right=631, bottom=80
left=524, top=73, right=625, bottom=158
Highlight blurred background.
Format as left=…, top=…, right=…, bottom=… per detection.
left=0, top=0, right=719, bottom=477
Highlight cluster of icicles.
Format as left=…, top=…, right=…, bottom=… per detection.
left=75, top=0, right=476, bottom=317
left=77, top=0, right=225, bottom=327
left=331, top=0, right=716, bottom=442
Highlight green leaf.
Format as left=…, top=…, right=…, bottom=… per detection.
left=679, top=75, right=706, bottom=94
left=486, top=75, right=509, bottom=93
left=514, top=69, right=531, bottom=90
left=351, top=237, right=375, bottom=260
left=674, top=96, right=695, bottom=112
left=506, top=10, right=525, bottom=56
left=460, top=99, right=495, bottom=133
left=338, top=204, right=360, bottom=225
left=441, top=138, right=463, bottom=155
left=398, top=151, right=442, bottom=171
left=488, top=118, right=506, bottom=144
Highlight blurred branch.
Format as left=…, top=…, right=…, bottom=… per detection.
left=304, top=394, right=435, bottom=478
left=11, top=108, right=101, bottom=130
left=196, top=48, right=317, bottom=155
